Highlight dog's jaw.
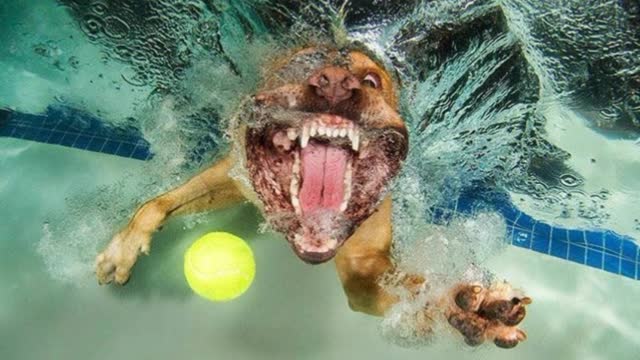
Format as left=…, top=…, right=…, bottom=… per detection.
left=244, top=49, right=408, bottom=264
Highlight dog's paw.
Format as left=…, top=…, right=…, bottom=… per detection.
left=446, top=282, right=530, bottom=348
left=95, top=228, right=151, bottom=285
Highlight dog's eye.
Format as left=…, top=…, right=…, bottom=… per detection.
left=363, top=73, right=381, bottom=89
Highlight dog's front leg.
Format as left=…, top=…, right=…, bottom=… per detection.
left=96, top=154, right=245, bottom=285
left=335, top=196, right=530, bottom=348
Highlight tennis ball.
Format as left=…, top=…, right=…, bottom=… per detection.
left=184, top=232, right=255, bottom=302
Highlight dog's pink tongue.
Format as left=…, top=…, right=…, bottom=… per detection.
left=299, top=142, right=347, bottom=214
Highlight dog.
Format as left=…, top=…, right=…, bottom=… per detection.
left=95, top=46, right=530, bottom=348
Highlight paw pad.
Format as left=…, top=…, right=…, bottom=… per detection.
left=449, top=283, right=530, bottom=349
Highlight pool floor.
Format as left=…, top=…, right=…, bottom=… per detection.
left=1, top=138, right=639, bottom=359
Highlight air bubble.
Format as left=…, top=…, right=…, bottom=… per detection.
left=559, top=173, right=581, bottom=187
left=103, top=16, right=130, bottom=40
left=90, top=1, right=108, bottom=15
left=80, top=14, right=104, bottom=39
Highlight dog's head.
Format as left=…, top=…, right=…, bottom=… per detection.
left=242, top=47, right=408, bottom=264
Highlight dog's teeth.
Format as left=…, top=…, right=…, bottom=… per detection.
left=352, top=129, right=360, bottom=151
left=292, top=151, right=300, bottom=174
left=291, top=152, right=301, bottom=212
left=318, top=126, right=326, bottom=136
left=340, top=159, right=352, bottom=212
left=292, top=195, right=301, bottom=214
left=339, top=128, right=347, bottom=137
left=310, top=123, right=318, bottom=137
left=301, top=125, right=310, bottom=148
left=287, top=128, right=297, bottom=141
left=332, top=128, right=340, bottom=137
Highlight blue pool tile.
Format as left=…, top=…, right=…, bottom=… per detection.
left=550, top=239, right=569, bottom=259
left=533, top=222, right=551, bottom=240
left=604, top=231, right=622, bottom=255
left=432, top=207, right=453, bottom=224
left=586, top=249, right=603, bottom=269
left=116, top=142, right=136, bottom=157
left=59, top=133, right=78, bottom=147
left=568, top=244, right=586, bottom=264
left=86, top=137, right=106, bottom=152
left=531, top=238, right=550, bottom=254
left=497, top=205, right=520, bottom=227
left=73, top=134, right=92, bottom=149
left=514, top=212, right=536, bottom=233
left=585, top=231, right=604, bottom=248
left=11, top=126, right=27, bottom=138
left=568, top=229, right=586, bottom=244
left=604, top=254, right=620, bottom=274
left=132, top=146, right=152, bottom=160
left=101, top=140, right=121, bottom=155
left=21, top=129, right=38, bottom=141
left=531, top=222, right=551, bottom=253
left=551, top=227, right=568, bottom=242
left=46, top=130, right=65, bottom=145
left=621, top=240, right=638, bottom=261
left=512, top=229, right=532, bottom=248
left=621, top=260, right=636, bottom=279
left=33, top=128, right=51, bottom=142
left=454, top=193, right=476, bottom=213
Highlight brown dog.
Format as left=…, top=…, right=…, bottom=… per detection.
left=95, top=47, right=530, bottom=348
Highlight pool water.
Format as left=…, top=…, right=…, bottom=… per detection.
left=2, top=137, right=639, bottom=359
left=2, top=0, right=640, bottom=359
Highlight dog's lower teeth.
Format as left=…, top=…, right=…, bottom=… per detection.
left=340, top=159, right=352, bottom=212
left=290, top=152, right=302, bottom=214
left=301, top=125, right=310, bottom=148
left=287, top=128, right=297, bottom=141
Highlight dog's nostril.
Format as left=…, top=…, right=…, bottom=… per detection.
left=308, top=66, right=359, bottom=105
left=318, top=74, right=329, bottom=87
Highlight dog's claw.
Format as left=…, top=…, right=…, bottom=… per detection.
left=448, top=282, right=530, bottom=349
left=95, top=228, right=151, bottom=286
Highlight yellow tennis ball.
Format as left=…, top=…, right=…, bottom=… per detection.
left=184, top=232, right=255, bottom=302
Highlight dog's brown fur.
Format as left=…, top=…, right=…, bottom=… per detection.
left=96, top=47, right=529, bottom=348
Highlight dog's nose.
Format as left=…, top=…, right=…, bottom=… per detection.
left=308, top=67, right=360, bottom=106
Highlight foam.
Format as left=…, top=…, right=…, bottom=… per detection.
left=380, top=210, right=507, bottom=347
left=32, top=22, right=282, bottom=284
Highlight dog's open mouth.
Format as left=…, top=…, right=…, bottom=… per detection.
left=283, top=115, right=357, bottom=215
left=246, top=109, right=407, bottom=264
left=283, top=114, right=357, bottom=261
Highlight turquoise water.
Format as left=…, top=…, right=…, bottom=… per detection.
left=2, top=0, right=640, bottom=359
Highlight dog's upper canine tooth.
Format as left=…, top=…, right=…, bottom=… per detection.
left=340, top=158, right=352, bottom=212
left=351, top=128, right=360, bottom=151
left=287, top=128, right=297, bottom=141
left=292, top=195, right=301, bottom=214
left=301, top=125, right=310, bottom=148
